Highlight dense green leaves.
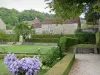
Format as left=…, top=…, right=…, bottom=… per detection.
left=14, top=22, right=33, bottom=39
left=0, top=7, right=54, bottom=26
left=46, top=0, right=100, bottom=19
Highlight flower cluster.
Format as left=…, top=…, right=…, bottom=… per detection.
left=4, top=53, right=41, bottom=75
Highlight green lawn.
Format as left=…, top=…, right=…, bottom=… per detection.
left=0, top=45, right=55, bottom=54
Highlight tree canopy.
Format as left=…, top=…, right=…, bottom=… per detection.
left=46, top=0, right=100, bottom=19
left=14, top=22, right=33, bottom=39
left=0, top=7, right=54, bottom=26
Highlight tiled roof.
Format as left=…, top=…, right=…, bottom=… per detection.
left=42, top=18, right=80, bottom=24
left=33, top=18, right=41, bottom=25
left=42, top=18, right=57, bottom=24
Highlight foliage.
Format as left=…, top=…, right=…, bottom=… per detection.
left=14, top=22, right=33, bottom=40
left=75, top=32, right=96, bottom=44
left=96, top=31, right=100, bottom=44
left=32, top=34, right=74, bottom=38
left=4, top=53, right=41, bottom=75
left=6, top=34, right=18, bottom=42
left=0, top=7, right=54, bottom=26
left=46, top=0, right=100, bottom=20
left=85, top=8, right=100, bottom=25
left=25, top=34, right=74, bottom=43
left=41, top=47, right=61, bottom=67
left=25, top=38, right=59, bottom=43
left=0, top=8, right=19, bottom=26
left=0, top=30, right=7, bottom=42
left=59, top=36, right=78, bottom=52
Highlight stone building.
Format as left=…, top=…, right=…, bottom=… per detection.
left=0, top=18, right=6, bottom=31
left=26, top=18, right=80, bottom=34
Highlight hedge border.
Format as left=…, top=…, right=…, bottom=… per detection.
left=45, top=54, right=75, bottom=75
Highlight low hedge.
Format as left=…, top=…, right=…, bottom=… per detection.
left=32, top=34, right=74, bottom=38
left=96, top=31, right=100, bottom=44
left=25, top=38, right=60, bottom=43
left=45, top=54, right=75, bottom=75
left=75, top=32, right=96, bottom=44
left=59, top=36, right=78, bottom=52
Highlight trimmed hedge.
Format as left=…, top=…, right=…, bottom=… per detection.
left=32, top=34, right=74, bottom=38
left=96, top=31, right=100, bottom=44
left=75, top=32, right=96, bottom=44
left=26, top=34, right=74, bottom=43
left=0, top=34, right=18, bottom=42
left=25, top=38, right=60, bottom=43
left=59, top=36, right=78, bottom=52
left=45, top=54, right=75, bottom=75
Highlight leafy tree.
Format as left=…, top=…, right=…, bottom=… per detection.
left=14, top=22, right=33, bottom=41
left=0, top=7, right=54, bottom=27
left=46, top=0, right=100, bottom=18
left=85, top=9, right=100, bottom=26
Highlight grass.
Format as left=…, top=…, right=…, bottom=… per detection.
left=0, top=60, right=10, bottom=75
left=0, top=45, right=55, bottom=54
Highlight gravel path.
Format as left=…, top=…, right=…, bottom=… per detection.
left=69, top=54, right=100, bottom=75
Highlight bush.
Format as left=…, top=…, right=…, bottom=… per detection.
left=96, top=31, right=100, bottom=44
left=75, top=32, right=96, bottom=44
left=59, top=36, right=78, bottom=52
left=41, top=47, right=61, bottom=67
left=25, top=38, right=60, bottom=43
left=32, top=34, right=74, bottom=38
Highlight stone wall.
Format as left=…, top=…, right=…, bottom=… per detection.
left=76, top=48, right=98, bottom=54
left=35, top=23, right=78, bottom=34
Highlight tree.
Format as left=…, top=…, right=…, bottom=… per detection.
left=14, top=22, right=33, bottom=42
left=85, top=9, right=100, bottom=26
left=46, top=0, right=100, bottom=30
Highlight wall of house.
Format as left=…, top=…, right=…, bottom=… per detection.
left=0, top=18, right=6, bottom=31
left=35, top=23, right=77, bottom=34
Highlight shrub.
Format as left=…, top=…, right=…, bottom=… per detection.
left=32, top=34, right=74, bottom=38
left=59, top=36, right=78, bottom=52
left=41, top=47, right=61, bottom=67
left=96, top=31, right=100, bottom=44
left=25, top=38, right=60, bottom=43
left=75, top=32, right=96, bottom=44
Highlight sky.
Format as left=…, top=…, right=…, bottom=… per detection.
left=0, top=0, right=51, bottom=13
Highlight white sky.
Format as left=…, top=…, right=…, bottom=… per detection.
left=0, top=0, right=51, bottom=13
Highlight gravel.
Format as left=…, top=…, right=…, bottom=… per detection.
left=69, top=54, right=100, bottom=75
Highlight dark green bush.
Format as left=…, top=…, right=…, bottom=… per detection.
left=75, top=32, right=96, bottom=44
left=32, top=34, right=74, bottom=38
left=59, top=36, right=78, bottom=52
left=96, top=31, right=100, bottom=44
left=25, top=38, right=59, bottom=43
left=41, top=47, right=61, bottom=67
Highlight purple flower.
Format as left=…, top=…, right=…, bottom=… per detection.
left=4, top=53, right=41, bottom=75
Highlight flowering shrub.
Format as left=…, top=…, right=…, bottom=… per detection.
left=4, top=53, right=41, bottom=75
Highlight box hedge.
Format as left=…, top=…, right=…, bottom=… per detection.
left=25, top=38, right=60, bottom=43
left=32, top=34, right=74, bottom=38
left=59, top=36, right=78, bottom=52
left=75, top=32, right=96, bottom=44
left=96, top=31, right=100, bottom=44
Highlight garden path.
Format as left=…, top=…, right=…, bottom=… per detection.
left=69, top=54, right=100, bottom=75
